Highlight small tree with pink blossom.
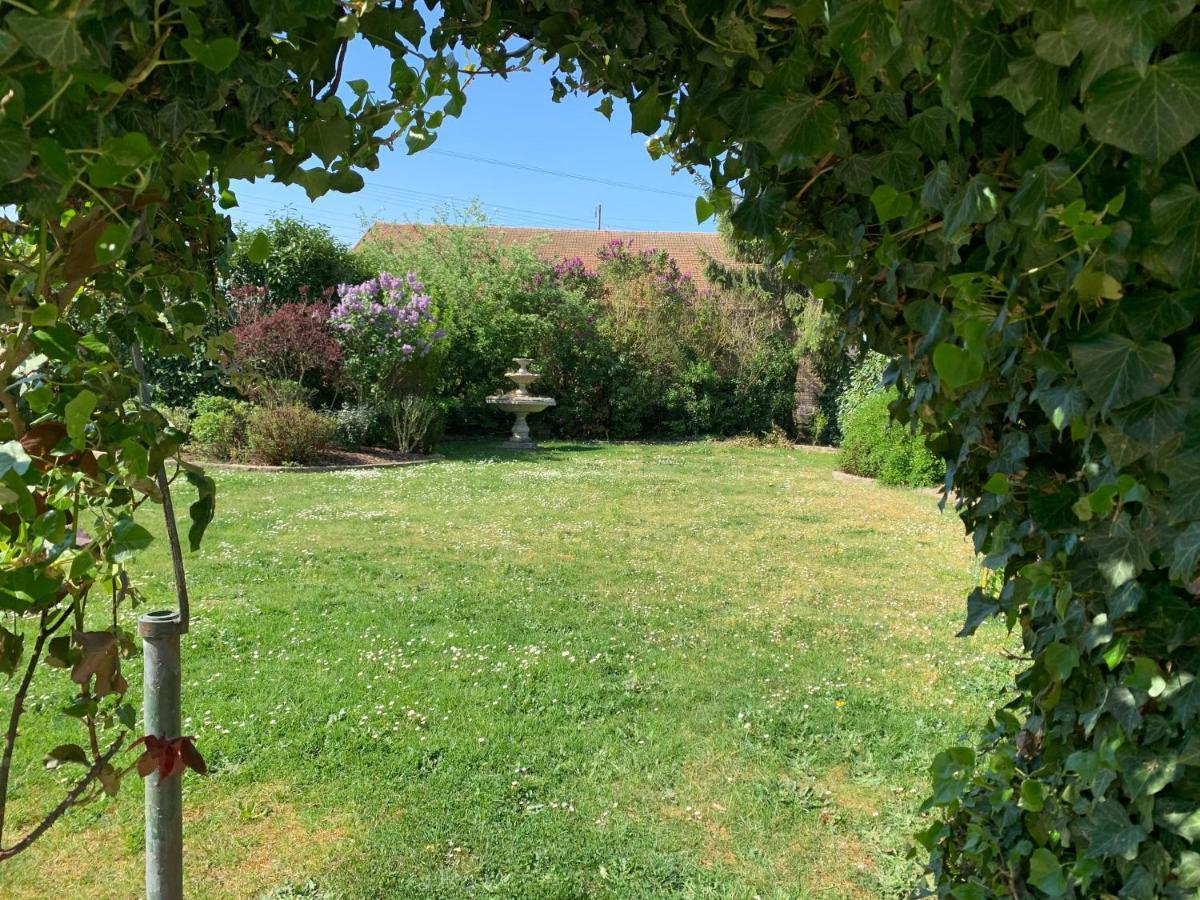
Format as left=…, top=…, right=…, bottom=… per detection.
left=329, top=273, right=446, bottom=404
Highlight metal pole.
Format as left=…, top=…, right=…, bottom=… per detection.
left=141, top=610, right=183, bottom=900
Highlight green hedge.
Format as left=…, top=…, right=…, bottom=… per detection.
left=837, top=391, right=943, bottom=488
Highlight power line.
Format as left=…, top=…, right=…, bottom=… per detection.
left=428, top=148, right=699, bottom=199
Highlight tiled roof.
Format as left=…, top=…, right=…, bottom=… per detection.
left=359, top=223, right=738, bottom=286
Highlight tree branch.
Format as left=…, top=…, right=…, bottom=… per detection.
left=0, top=733, right=126, bottom=861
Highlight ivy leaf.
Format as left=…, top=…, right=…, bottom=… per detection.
left=1069, top=335, right=1175, bottom=415
left=695, top=196, right=714, bottom=223
left=1074, top=270, right=1123, bottom=301
left=1110, top=394, right=1190, bottom=450
left=907, top=107, right=956, bottom=156
left=1028, top=848, right=1068, bottom=895
left=305, top=118, right=352, bottom=167
left=180, top=37, right=240, bottom=73
left=930, top=746, right=975, bottom=804
left=1020, top=779, right=1047, bottom=812
left=942, top=176, right=1000, bottom=241
left=630, top=90, right=664, bottom=135
left=751, top=94, right=839, bottom=165
left=933, top=344, right=984, bottom=390
left=94, top=223, right=130, bottom=266
left=1123, top=751, right=1181, bottom=798
left=1034, top=31, right=1079, bottom=67
left=1118, top=289, right=1197, bottom=341
left=1025, top=101, right=1084, bottom=151
left=404, top=128, right=436, bottom=155
left=947, top=29, right=1014, bottom=110
left=1146, top=184, right=1200, bottom=289
left=871, top=184, right=913, bottom=223
left=1169, top=523, right=1200, bottom=584
left=7, top=13, right=86, bottom=69
left=64, top=389, right=97, bottom=445
left=1084, top=55, right=1200, bottom=166
left=828, top=0, right=899, bottom=87
left=958, top=587, right=1000, bottom=637
left=246, top=231, right=271, bottom=265
left=1158, top=797, right=1200, bottom=841
left=0, top=124, right=33, bottom=185
left=1084, top=799, right=1146, bottom=860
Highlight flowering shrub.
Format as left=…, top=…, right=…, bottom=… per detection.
left=230, top=302, right=343, bottom=402
left=329, top=273, right=445, bottom=402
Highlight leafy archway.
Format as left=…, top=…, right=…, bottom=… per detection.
left=2, top=1, right=1198, bottom=894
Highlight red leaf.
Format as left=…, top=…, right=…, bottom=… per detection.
left=130, top=734, right=205, bottom=780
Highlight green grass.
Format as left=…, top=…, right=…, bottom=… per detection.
left=3, top=441, right=1010, bottom=898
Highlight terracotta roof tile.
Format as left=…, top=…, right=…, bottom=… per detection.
left=360, top=223, right=737, bottom=286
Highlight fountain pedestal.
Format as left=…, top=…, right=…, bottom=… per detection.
left=486, top=358, right=556, bottom=451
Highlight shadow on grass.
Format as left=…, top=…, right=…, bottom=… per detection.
left=436, top=438, right=604, bottom=464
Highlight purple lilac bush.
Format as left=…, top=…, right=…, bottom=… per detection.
left=329, top=272, right=446, bottom=401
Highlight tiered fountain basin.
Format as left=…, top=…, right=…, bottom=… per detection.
left=486, top=358, right=556, bottom=451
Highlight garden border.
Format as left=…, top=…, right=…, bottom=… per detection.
left=196, top=454, right=442, bottom=474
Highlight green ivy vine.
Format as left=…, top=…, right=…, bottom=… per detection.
left=2, top=1, right=1199, bottom=895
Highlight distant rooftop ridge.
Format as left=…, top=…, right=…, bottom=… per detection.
left=359, top=222, right=738, bottom=286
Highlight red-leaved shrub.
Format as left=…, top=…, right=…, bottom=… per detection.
left=231, top=302, right=343, bottom=397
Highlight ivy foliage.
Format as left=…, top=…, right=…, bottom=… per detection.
left=0, top=0, right=459, bottom=856
left=2, top=0, right=1199, bottom=893
left=417, top=0, right=1200, bottom=895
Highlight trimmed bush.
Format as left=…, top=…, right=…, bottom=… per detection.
left=190, top=395, right=251, bottom=460
left=245, top=405, right=336, bottom=466
left=838, top=392, right=943, bottom=488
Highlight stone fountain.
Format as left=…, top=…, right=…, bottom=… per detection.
left=486, top=358, right=556, bottom=451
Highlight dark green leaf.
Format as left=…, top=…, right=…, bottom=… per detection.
left=1084, top=799, right=1146, bottom=860
left=930, top=746, right=975, bottom=804
left=958, top=587, right=1000, bottom=637
left=111, top=516, right=153, bottom=563
left=630, top=90, right=664, bottom=135
left=947, top=30, right=1014, bottom=109
left=1069, top=335, right=1175, bottom=415
left=1028, top=847, right=1068, bottom=895
left=1034, top=30, right=1079, bottom=67
left=942, top=176, right=1000, bottom=241
left=1146, top=184, right=1200, bottom=288
left=180, top=36, right=240, bottom=73
left=7, top=13, right=86, bottom=69
left=0, top=624, right=22, bottom=676
left=43, top=743, right=89, bottom=769
left=0, top=123, right=33, bottom=184
left=1169, top=523, right=1200, bottom=584
left=1118, top=289, right=1197, bottom=341
left=184, top=467, right=216, bottom=552
left=1085, top=55, right=1200, bottom=166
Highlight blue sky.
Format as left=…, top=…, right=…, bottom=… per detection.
left=229, top=42, right=712, bottom=245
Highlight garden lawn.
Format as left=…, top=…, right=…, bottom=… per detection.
left=2, top=441, right=1011, bottom=899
